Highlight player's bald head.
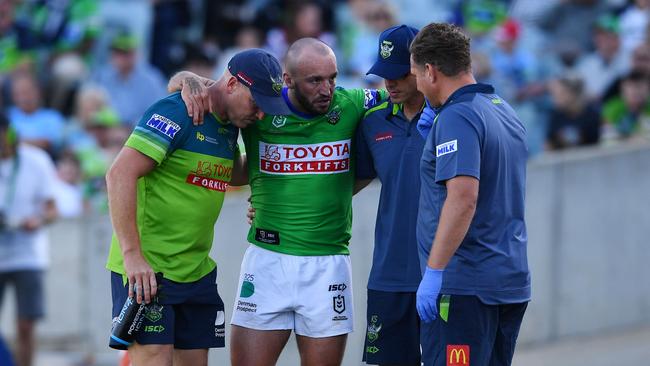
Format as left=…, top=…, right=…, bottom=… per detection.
left=282, top=38, right=338, bottom=115
left=285, top=38, right=335, bottom=75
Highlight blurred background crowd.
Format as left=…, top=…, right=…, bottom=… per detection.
left=0, top=0, right=649, bottom=218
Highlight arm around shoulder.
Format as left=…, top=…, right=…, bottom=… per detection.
left=168, top=71, right=216, bottom=124
left=168, top=71, right=215, bottom=93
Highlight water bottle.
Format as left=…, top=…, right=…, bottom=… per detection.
left=110, top=293, right=147, bottom=347
left=110, top=274, right=164, bottom=348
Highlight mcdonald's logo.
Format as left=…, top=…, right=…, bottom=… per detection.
left=446, top=344, right=470, bottom=366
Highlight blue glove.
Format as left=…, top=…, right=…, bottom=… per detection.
left=416, top=267, right=443, bottom=323
left=416, top=99, right=437, bottom=139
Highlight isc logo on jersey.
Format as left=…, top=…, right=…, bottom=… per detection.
left=259, top=139, right=350, bottom=175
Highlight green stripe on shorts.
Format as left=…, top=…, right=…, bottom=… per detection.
left=439, top=295, right=450, bottom=322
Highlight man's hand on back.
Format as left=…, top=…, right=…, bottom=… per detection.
left=246, top=196, right=255, bottom=225
left=181, top=76, right=212, bottom=125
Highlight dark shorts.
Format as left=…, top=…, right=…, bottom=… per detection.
left=362, top=289, right=421, bottom=365
left=109, top=269, right=225, bottom=350
left=0, top=270, right=45, bottom=320
left=420, top=295, right=527, bottom=366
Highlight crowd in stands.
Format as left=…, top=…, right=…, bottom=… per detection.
left=0, top=0, right=649, bottom=218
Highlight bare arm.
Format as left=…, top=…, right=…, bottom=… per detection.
left=353, top=178, right=373, bottom=195
left=167, top=71, right=214, bottom=93
left=106, top=147, right=158, bottom=304
left=427, top=176, right=478, bottom=269
left=168, top=71, right=216, bottom=124
left=230, top=153, right=248, bottom=186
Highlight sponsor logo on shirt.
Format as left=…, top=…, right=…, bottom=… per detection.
left=255, top=228, right=280, bottom=245
left=436, top=139, right=457, bottom=157
left=447, top=345, right=470, bottom=366
left=186, top=174, right=229, bottom=192
left=375, top=132, right=393, bottom=142
left=196, top=131, right=219, bottom=145
left=192, top=160, right=233, bottom=179
left=259, top=139, right=350, bottom=174
left=186, top=161, right=231, bottom=191
left=146, top=114, right=181, bottom=139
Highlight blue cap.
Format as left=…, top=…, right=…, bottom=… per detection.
left=228, top=49, right=290, bottom=115
left=367, top=25, right=419, bottom=80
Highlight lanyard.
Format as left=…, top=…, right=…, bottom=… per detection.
left=1, top=155, right=19, bottom=212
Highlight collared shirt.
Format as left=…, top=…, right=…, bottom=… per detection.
left=416, top=83, right=531, bottom=304
left=356, top=100, right=425, bottom=292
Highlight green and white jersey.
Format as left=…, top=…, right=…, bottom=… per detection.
left=243, top=87, right=384, bottom=256
left=106, top=92, right=239, bottom=283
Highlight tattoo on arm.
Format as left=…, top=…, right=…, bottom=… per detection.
left=186, top=77, right=202, bottom=95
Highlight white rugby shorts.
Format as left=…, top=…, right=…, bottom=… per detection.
left=231, top=244, right=354, bottom=337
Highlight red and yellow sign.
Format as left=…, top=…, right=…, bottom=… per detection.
left=447, top=344, right=470, bottom=366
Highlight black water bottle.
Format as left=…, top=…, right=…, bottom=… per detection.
left=110, top=274, right=164, bottom=348
left=110, top=294, right=147, bottom=347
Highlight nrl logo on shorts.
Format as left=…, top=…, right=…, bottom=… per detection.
left=272, top=115, right=287, bottom=128
left=333, top=294, right=346, bottom=314
left=326, top=108, right=341, bottom=125
left=380, top=40, right=394, bottom=59
left=366, top=315, right=382, bottom=343
left=144, top=303, right=163, bottom=323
